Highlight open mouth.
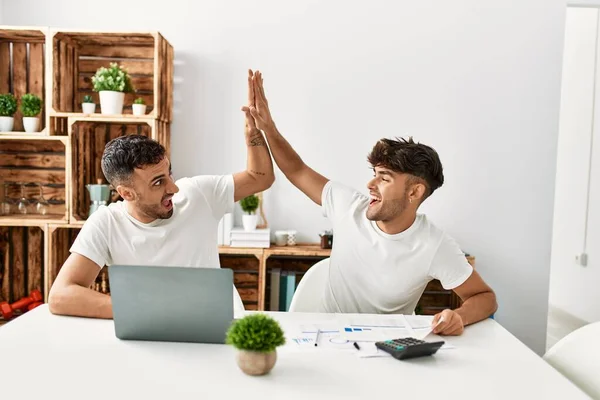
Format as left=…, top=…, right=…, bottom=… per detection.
left=369, top=195, right=381, bottom=207
left=162, top=197, right=173, bottom=210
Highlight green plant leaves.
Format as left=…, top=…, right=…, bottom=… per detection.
left=19, top=93, right=42, bottom=117
left=225, top=314, right=285, bottom=353
left=0, top=93, right=17, bottom=117
left=240, top=194, right=259, bottom=214
left=92, top=63, right=135, bottom=93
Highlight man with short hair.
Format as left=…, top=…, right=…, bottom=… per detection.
left=49, top=70, right=274, bottom=319
left=247, top=71, right=497, bottom=335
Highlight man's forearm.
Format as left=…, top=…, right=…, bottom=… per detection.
left=262, top=124, right=306, bottom=178
left=48, top=284, right=113, bottom=319
left=455, top=291, right=497, bottom=326
left=245, top=129, right=274, bottom=186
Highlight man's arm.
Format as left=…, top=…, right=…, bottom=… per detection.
left=48, top=254, right=113, bottom=319
left=233, top=70, right=275, bottom=202
left=432, top=270, right=498, bottom=335
left=249, top=71, right=329, bottom=206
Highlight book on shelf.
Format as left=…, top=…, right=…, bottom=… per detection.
left=229, top=227, right=270, bottom=248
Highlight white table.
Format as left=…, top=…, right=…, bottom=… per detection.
left=0, top=306, right=590, bottom=399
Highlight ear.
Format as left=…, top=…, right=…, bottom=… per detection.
left=116, top=184, right=137, bottom=201
left=408, top=182, right=427, bottom=204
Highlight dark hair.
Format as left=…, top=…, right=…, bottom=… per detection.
left=101, top=134, right=166, bottom=185
left=367, top=137, right=444, bottom=199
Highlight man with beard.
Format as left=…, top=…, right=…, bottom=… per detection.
left=247, top=71, right=497, bottom=335
left=49, top=70, right=274, bottom=319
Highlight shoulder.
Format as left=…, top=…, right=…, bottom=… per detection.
left=323, top=180, right=368, bottom=204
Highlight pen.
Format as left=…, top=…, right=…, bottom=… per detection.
left=314, top=328, right=320, bottom=347
left=353, top=342, right=361, bottom=350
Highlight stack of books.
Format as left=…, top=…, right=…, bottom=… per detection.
left=230, top=227, right=271, bottom=248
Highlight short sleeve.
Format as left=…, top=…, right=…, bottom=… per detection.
left=321, top=181, right=364, bottom=226
left=190, top=175, right=235, bottom=220
left=428, top=234, right=473, bottom=290
left=69, top=207, right=111, bottom=268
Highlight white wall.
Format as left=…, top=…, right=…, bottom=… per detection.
left=550, top=7, right=600, bottom=324
left=2, top=0, right=566, bottom=354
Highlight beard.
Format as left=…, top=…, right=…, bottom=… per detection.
left=366, top=196, right=409, bottom=222
left=137, top=195, right=174, bottom=220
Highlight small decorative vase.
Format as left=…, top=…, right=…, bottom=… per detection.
left=236, top=349, right=277, bottom=376
left=132, top=103, right=147, bottom=116
left=242, top=214, right=258, bottom=231
left=23, top=117, right=40, bottom=133
left=82, top=103, right=96, bottom=114
left=99, top=91, right=125, bottom=115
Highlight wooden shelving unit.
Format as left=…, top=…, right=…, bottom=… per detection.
left=0, top=25, right=174, bottom=312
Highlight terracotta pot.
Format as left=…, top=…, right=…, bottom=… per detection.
left=236, top=349, right=277, bottom=376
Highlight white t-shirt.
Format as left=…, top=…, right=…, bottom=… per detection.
left=319, top=181, right=473, bottom=315
left=70, top=174, right=244, bottom=310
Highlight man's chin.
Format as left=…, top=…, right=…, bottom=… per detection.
left=159, top=209, right=174, bottom=219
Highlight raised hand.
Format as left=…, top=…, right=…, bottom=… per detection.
left=242, top=69, right=266, bottom=146
left=248, top=70, right=275, bottom=132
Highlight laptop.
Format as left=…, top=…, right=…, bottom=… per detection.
left=108, top=265, right=234, bottom=344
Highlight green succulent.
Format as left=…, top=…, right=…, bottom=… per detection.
left=134, top=97, right=145, bottom=105
left=225, top=314, right=286, bottom=353
left=19, top=94, right=43, bottom=117
left=240, top=194, right=259, bottom=214
left=83, top=95, right=94, bottom=103
left=0, top=93, right=17, bottom=117
left=92, top=63, right=134, bottom=93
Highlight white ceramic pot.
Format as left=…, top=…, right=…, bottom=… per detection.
left=23, top=117, right=40, bottom=133
left=82, top=103, right=96, bottom=114
left=0, top=116, right=14, bottom=132
left=99, top=91, right=125, bottom=115
left=287, top=230, right=297, bottom=246
left=242, top=214, right=258, bottom=231
left=132, top=104, right=147, bottom=116
left=236, top=350, right=277, bottom=376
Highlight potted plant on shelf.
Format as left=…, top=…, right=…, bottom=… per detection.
left=0, top=93, right=17, bottom=132
left=225, top=314, right=285, bottom=376
left=240, top=194, right=260, bottom=231
left=91, top=63, right=134, bottom=115
left=82, top=95, right=96, bottom=114
left=132, top=97, right=146, bottom=116
left=20, top=93, right=42, bottom=133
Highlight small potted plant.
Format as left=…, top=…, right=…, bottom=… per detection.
left=132, top=97, right=147, bottom=116
left=225, top=314, right=285, bottom=376
left=240, top=194, right=260, bottom=231
left=19, top=93, right=42, bottom=133
left=91, top=63, right=134, bottom=115
left=82, top=95, right=96, bottom=114
left=0, top=93, right=17, bottom=132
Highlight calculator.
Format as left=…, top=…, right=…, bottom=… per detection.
left=375, top=337, right=445, bottom=360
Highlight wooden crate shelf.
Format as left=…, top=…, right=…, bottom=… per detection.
left=0, top=26, right=47, bottom=135
left=0, top=137, right=68, bottom=224
left=0, top=225, right=45, bottom=306
left=68, top=117, right=171, bottom=224
left=220, top=254, right=261, bottom=310
left=49, top=30, right=173, bottom=122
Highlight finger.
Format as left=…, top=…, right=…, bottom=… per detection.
left=247, top=70, right=255, bottom=108
left=257, top=71, right=268, bottom=105
left=432, top=312, right=452, bottom=334
left=249, top=106, right=262, bottom=122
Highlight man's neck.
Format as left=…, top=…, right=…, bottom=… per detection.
left=376, top=211, right=417, bottom=235
left=125, top=201, right=156, bottom=224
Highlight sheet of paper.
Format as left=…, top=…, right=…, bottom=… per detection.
left=337, top=314, right=415, bottom=342
left=285, top=323, right=355, bottom=350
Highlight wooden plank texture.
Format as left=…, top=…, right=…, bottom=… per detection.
left=0, top=43, right=10, bottom=94
left=0, top=153, right=65, bottom=168
left=0, top=227, right=10, bottom=302
left=12, top=43, right=27, bottom=132
left=78, top=59, right=153, bottom=76
left=28, top=43, right=44, bottom=98
left=10, top=227, right=26, bottom=301
left=27, top=227, right=43, bottom=295
left=78, top=44, right=154, bottom=59
left=0, top=139, right=65, bottom=153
